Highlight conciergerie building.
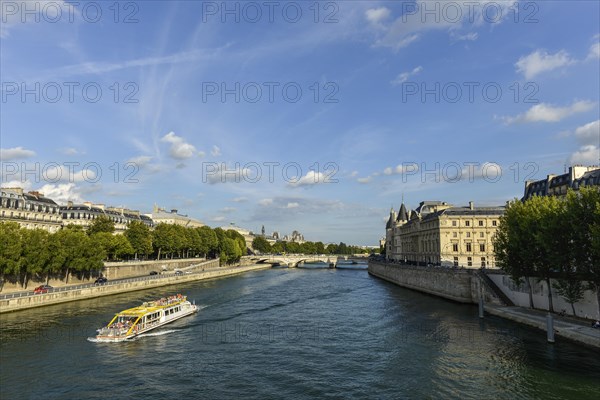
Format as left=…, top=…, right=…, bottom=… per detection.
left=385, top=200, right=505, bottom=268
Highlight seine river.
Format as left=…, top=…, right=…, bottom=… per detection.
left=1, top=265, right=599, bottom=399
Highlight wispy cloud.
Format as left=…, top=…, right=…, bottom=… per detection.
left=391, top=66, right=423, bottom=86
left=515, top=50, right=575, bottom=79
left=500, top=101, right=596, bottom=124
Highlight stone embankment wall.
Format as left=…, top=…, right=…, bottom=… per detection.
left=0, top=262, right=270, bottom=313
left=368, top=261, right=504, bottom=305
left=368, top=261, right=475, bottom=303
left=0, top=258, right=212, bottom=293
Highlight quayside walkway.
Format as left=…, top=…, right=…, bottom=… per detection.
left=485, top=304, right=600, bottom=349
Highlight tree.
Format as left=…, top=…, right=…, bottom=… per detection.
left=124, top=221, right=152, bottom=259
left=197, top=226, right=219, bottom=258
left=0, top=222, right=22, bottom=287
left=493, top=199, right=537, bottom=308
left=220, top=237, right=239, bottom=264
left=553, top=277, right=585, bottom=316
left=314, top=241, right=325, bottom=255
left=153, top=223, right=175, bottom=260
left=113, top=234, right=134, bottom=260
left=87, top=216, right=115, bottom=235
left=19, top=229, right=51, bottom=289
left=565, top=187, right=600, bottom=318
left=252, top=236, right=271, bottom=254
left=92, top=232, right=115, bottom=261
left=226, top=230, right=247, bottom=257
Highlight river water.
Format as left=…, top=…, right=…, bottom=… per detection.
left=1, top=265, right=599, bottom=399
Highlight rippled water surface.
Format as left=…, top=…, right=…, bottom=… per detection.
left=1, top=266, right=599, bottom=399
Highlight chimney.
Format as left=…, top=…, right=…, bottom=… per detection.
left=171, top=209, right=178, bottom=214
left=469, top=201, right=474, bottom=210
left=67, top=200, right=73, bottom=208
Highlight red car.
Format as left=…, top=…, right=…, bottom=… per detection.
left=33, top=285, right=53, bottom=294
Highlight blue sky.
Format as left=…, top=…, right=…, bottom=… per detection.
left=1, top=0, right=599, bottom=245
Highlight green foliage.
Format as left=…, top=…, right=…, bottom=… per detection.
left=494, top=187, right=600, bottom=314
left=124, top=221, right=152, bottom=258
left=87, top=216, right=115, bottom=235
left=197, top=226, right=219, bottom=257
left=553, top=278, right=585, bottom=316
left=0, top=222, right=22, bottom=278
left=252, top=236, right=271, bottom=254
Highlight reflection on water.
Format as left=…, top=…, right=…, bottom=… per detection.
left=1, top=265, right=599, bottom=399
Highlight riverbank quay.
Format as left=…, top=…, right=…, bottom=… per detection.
left=484, top=305, right=600, bottom=349
left=0, top=262, right=271, bottom=314
left=368, top=260, right=600, bottom=349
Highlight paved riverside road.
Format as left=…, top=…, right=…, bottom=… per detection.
left=485, top=304, right=600, bottom=348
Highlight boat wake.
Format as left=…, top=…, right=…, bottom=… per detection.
left=87, top=329, right=179, bottom=343
left=135, top=329, right=178, bottom=339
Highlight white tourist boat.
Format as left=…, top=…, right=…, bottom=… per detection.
left=95, top=294, right=198, bottom=342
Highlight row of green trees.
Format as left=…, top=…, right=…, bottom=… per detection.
left=493, top=187, right=600, bottom=316
left=251, top=236, right=370, bottom=255
left=0, top=217, right=250, bottom=288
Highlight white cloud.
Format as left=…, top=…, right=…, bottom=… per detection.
left=259, top=198, right=273, bottom=206
left=588, top=42, right=600, bottom=60
left=569, top=145, right=599, bottom=165
left=286, top=202, right=300, bottom=209
left=501, top=101, right=596, bottom=124
left=391, top=66, right=423, bottom=86
left=515, top=50, right=575, bottom=79
left=383, top=163, right=420, bottom=176
left=350, top=171, right=358, bottom=177
left=573, top=120, right=600, bottom=146
left=60, top=147, right=83, bottom=156
left=1, top=147, right=36, bottom=161
left=210, top=145, right=221, bottom=157
left=288, top=170, right=328, bottom=187
left=161, top=132, right=197, bottom=160
left=210, top=216, right=226, bottom=222
left=232, top=197, right=248, bottom=203
left=37, top=183, right=86, bottom=204
left=127, top=155, right=153, bottom=167
left=366, top=7, right=391, bottom=25
left=221, top=207, right=236, bottom=213
left=357, top=177, right=372, bottom=184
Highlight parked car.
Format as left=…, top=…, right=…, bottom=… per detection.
left=34, top=285, right=53, bottom=294
left=94, top=277, right=108, bottom=285
left=149, top=271, right=158, bottom=276
left=174, top=270, right=183, bottom=276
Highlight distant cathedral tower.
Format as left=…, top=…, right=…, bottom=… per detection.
left=261, top=225, right=265, bottom=236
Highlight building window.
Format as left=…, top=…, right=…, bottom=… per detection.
left=480, top=232, right=484, bottom=238
left=466, top=232, right=470, bottom=238
left=478, top=220, right=484, bottom=226
left=480, top=244, right=485, bottom=252
left=452, top=244, right=458, bottom=252
left=453, top=257, right=459, bottom=267
left=492, top=220, right=497, bottom=226
left=452, top=221, right=457, bottom=227
left=481, top=257, right=486, bottom=267
left=466, top=243, right=472, bottom=252
left=465, top=220, right=470, bottom=227
left=467, top=256, right=472, bottom=266
left=453, top=232, right=457, bottom=238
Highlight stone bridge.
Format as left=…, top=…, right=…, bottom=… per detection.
left=250, top=255, right=339, bottom=268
